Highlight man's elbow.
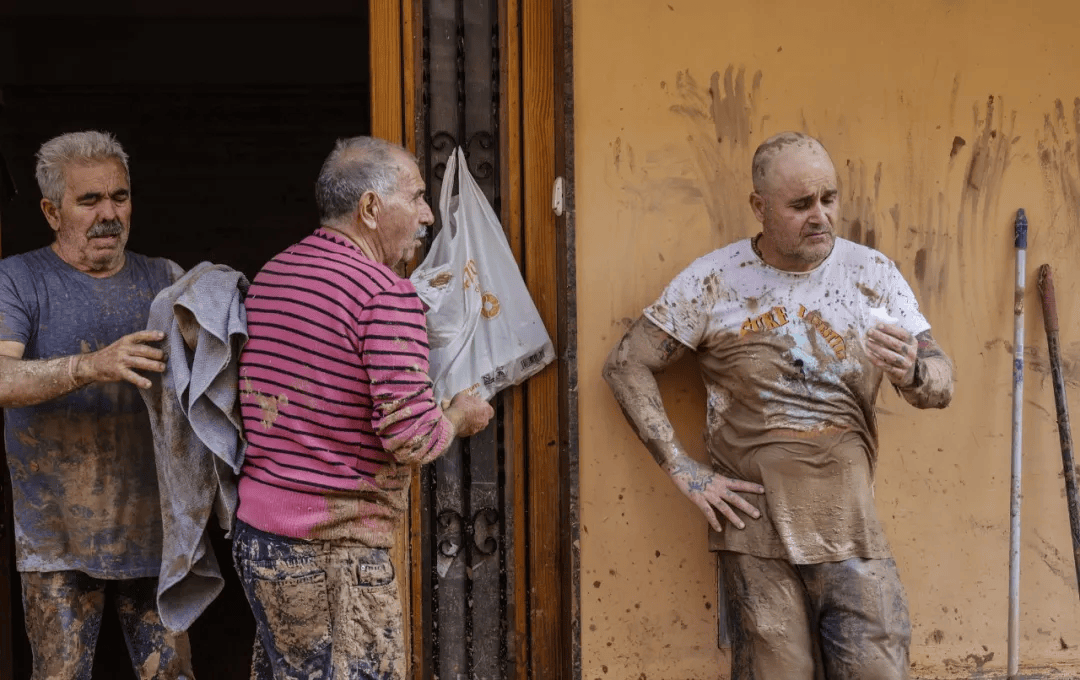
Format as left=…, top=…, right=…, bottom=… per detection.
left=601, top=354, right=629, bottom=392
left=928, top=359, right=956, bottom=409
left=601, top=356, right=616, bottom=386
left=0, top=374, right=23, bottom=408
left=903, top=357, right=955, bottom=410
left=929, top=385, right=953, bottom=409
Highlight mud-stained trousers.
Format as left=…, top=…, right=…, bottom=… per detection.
left=232, top=519, right=405, bottom=680
left=20, top=570, right=194, bottom=680
left=720, top=552, right=911, bottom=680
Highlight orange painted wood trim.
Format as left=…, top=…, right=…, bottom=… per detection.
left=370, top=0, right=404, bottom=144
left=522, top=0, right=565, bottom=676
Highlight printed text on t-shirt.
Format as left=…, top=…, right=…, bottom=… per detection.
left=739, top=304, right=847, bottom=360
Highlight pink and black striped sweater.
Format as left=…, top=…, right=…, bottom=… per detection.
left=236, top=228, right=454, bottom=547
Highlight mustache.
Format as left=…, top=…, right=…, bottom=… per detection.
left=87, top=219, right=124, bottom=238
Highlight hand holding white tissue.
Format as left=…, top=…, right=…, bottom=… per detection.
left=865, top=306, right=918, bottom=386
left=868, top=306, right=898, bottom=327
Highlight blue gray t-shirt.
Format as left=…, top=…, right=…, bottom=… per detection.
left=0, top=246, right=181, bottom=577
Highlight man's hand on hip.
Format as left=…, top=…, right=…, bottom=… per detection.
left=80, top=330, right=167, bottom=390
left=665, top=455, right=765, bottom=533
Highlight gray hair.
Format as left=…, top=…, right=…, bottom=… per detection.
left=315, top=136, right=413, bottom=223
left=751, top=131, right=830, bottom=192
left=35, top=131, right=130, bottom=206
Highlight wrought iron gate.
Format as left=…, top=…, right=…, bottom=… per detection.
left=416, top=1, right=514, bottom=678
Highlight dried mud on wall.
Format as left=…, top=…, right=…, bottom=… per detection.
left=576, top=1, right=1080, bottom=678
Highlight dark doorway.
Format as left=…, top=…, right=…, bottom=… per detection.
left=0, top=2, right=371, bottom=677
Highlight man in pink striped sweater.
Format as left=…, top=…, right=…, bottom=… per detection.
left=232, top=136, right=494, bottom=680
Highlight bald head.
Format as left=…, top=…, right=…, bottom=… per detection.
left=751, top=132, right=832, bottom=193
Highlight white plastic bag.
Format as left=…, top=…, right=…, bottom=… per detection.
left=410, top=147, right=554, bottom=403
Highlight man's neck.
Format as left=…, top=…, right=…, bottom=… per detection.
left=50, top=241, right=126, bottom=278
left=322, top=223, right=380, bottom=263
left=751, top=233, right=833, bottom=273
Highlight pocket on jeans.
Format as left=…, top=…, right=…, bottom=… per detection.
left=355, top=558, right=395, bottom=589
left=252, top=561, right=332, bottom=669
left=340, top=563, right=404, bottom=675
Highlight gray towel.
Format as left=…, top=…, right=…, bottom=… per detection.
left=139, top=261, right=249, bottom=632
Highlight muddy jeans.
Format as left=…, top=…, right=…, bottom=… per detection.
left=232, top=519, right=405, bottom=680
left=720, top=552, right=911, bottom=680
left=20, top=570, right=194, bottom=680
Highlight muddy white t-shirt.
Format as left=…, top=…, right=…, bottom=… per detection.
left=645, top=237, right=929, bottom=564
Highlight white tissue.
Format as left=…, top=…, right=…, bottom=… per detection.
left=868, top=306, right=898, bottom=326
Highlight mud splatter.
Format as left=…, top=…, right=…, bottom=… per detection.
left=665, top=65, right=763, bottom=238
left=7, top=409, right=163, bottom=567
left=949, top=136, right=966, bottom=158
left=913, top=248, right=928, bottom=282
left=21, top=572, right=105, bottom=677
left=707, top=67, right=760, bottom=148
left=1031, top=528, right=1079, bottom=593
left=140, top=651, right=161, bottom=680
left=948, top=75, right=962, bottom=129
left=841, top=159, right=882, bottom=249
left=250, top=559, right=334, bottom=672
left=612, top=135, right=636, bottom=175
left=1036, top=97, right=1080, bottom=242
left=984, top=338, right=1080, bottom=388
left=957, top=95, right=1018, bottom=283
left=886, top=81, right=1016, bottom=311
left=429, top=271, right=453, bottom=288
left=174, top=306, right=200, bottom=350
left=253, top=393, right=288, bottom=429
left=856, top=284, right=881, bottom=303
left=942, top=647, right=996, bottom=673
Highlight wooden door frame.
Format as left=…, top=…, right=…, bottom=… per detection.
left=367, top=0, right=579, bottom=677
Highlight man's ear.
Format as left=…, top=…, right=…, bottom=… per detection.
left=357, top=191, right=380, bottom=230
left=749, top=192, right=767, bottom=223
left=40, top=198, right=61, bottom=233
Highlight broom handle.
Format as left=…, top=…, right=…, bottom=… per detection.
left=1008, top=208, right=1027, bottom=679
left=1037, top=265, right=1080, bottom=599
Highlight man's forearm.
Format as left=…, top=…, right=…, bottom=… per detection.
left=388, top=412, right=456, bottom=467
left=603, top=360, right=688, bottom=470
left=898, top=355, right=954, bottom=409
left=0, top=354, right=90, bottom=408
left=603, top=317, right=766, bottom=532
left=894, top=329, right=954, bottom=409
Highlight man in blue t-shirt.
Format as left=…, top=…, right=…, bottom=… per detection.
left=0, top=131, right=191, bottom=679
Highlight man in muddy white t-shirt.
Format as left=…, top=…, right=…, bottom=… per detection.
left=603, top=131, right=954, bottom=680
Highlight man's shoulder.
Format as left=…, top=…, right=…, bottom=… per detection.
left=825, top=239, right=918, bottom=296
left=258, top=232, right=412, bottom=301
left=124, top=250, right=173, bottom=268
left=0, top=247, right=58, bottom=285
left=122, top=251, right=184, bottom=286
left=675, top=238, right=756, bottom=276
left=831, top=238, right=895, bottom=270
left=305, top=231, right=413, bottom=297
left=0, top=246, right=52, bottom=269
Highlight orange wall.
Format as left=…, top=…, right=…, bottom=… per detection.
left=574, top=1, right=1080, bottom=677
